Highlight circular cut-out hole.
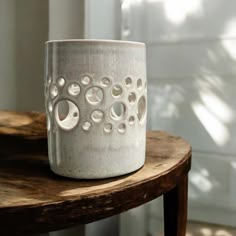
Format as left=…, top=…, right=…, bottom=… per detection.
left=101, top=77, right=111, bottom=87
left=48, top=76, right=52, bottom=84
left=104, top=123, right=113, bottom=133
left=118, top=123, right=126, bottom=134
left=50, top=85, right=58, bottom=99
left=86, top=86, right=104, bottom=105
left=128, top=92, right=136, bottom=104
left=137, top=79, right=142, bottom=89
left=57, top=77, right=65, bottom=87
left=73, top=111, right=78, bottom=117
left=128, top=116, right=135, bottom=125
left=55, top=100, right=79, bottom=130
left=48, top=101, right=53, bottom=113
left=68, top=83, right=80, bottom=96
left=137, top=96, right=146, bottom=123
left=112, top=85, right=123, bottom=97
left=91, top=110, right=104, bottom=123
left=110, top=102, right=126, bottom=121
left=81, top=76, right=91, bottom=85
left=57, top=101, right=69, bottom=121
left=125, top=77, right=132, bottom=86
left=82, top=121, right=92, bottom=131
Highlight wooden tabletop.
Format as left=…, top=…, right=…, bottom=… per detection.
left=0, top=111, right=191, bottom=235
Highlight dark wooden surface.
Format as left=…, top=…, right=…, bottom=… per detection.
left=0, top=111, right=191, bottom=235
left=0, top=110, right=46, bottom=139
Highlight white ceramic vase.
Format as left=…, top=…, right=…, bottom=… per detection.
left=44, top=39, right=147, bottom=179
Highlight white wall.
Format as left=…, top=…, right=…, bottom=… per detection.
left=121, top=0, right=236, bottom=230
left=85, top=0, right=121, bottom=39
left=49, top=0, right=84, bottom=40
left=0, top=0, right=16, bottom=109
left=0, top=0, right=48, bottom=111
left=15, top=0, right=48, bottom=111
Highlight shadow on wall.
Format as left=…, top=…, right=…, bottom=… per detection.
left=144, top=0, right=236, bottom=153
left=139, top=0, right=236, bottom=226
left=141, top=0, right=236, bottom=151
left=146, top=41, right=236, bottom=213
left=147, top=67, right=236, bottom=152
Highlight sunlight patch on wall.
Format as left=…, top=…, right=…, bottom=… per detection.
left=186, top=225, right=235, bottom=236
left=148, top=83, right=184, bottom=119
left=164, top=0, right=203, bottom=25
left=121, top=0, right=132, bottom=38
left=215, top=230, right=233, bottom=236
left=200, top=227, right=212, bottom=236
left=199, top=91, right=235, bottom=124
left=231, top=161, right=236, bottom=169
left=190, top=171, right=213, bottom=193
left=126, top=0, right=203, bottom=25
left=192, top=102, right=230, bottom=146
left=195, top=74, right=225, bottom=94
left=221, top=18, right=236, bottom=61
left=186, top=233, right=193, bottom=236
left=161, top=103, right=179, bottom=118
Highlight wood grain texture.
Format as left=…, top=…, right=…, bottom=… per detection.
left=0, top=111, right=191, bottom=235
left=0, top=110, right=46, bottom=139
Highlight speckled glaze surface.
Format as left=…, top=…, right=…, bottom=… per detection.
left=44, top=40, right=147, bottom=179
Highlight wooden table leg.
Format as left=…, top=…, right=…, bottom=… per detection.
left=163, top=175, right=188, bottom=236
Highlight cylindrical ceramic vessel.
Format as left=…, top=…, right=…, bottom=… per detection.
left=44, top=39, right=147, bottom=179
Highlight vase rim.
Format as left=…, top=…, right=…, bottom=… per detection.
left=45, top=39, right=145, bottom=47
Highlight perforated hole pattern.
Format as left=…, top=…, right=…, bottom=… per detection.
left=46, top=76, right=146, bottom=133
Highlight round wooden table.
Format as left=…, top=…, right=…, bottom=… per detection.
left=0, top=112, right=191, bottom=236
